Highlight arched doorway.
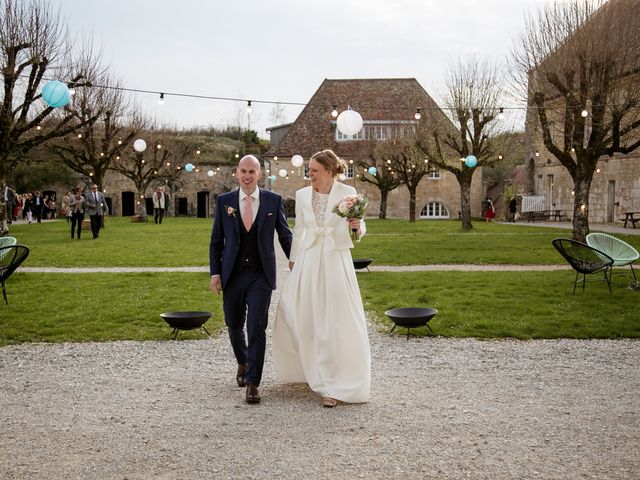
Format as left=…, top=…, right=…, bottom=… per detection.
left=420, top=202, right=450, bottom=219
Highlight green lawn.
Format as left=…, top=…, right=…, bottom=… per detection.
left=1, top=217, right=638, bottom=344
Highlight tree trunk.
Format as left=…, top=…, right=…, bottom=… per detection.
left=460, top=179, right=473, bottom=231
left=379, top=190, right=388, bottom=219
left=408, top=187, right=416, bottom=223
left=137, top=189, right=147, bottom=218
left=0, top=163, right=9, bottom=236
left=571, top=176, right=592, bottom=243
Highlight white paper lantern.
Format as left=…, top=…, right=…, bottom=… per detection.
left=291, top=154, right=304, bottom=168
left=207, top=170, right=214, bottom=177
left=133, top=139, right=147, bottom=152
left=336, top=108, right=363, bottom=136
left=278, top=168, right=288, bottom=178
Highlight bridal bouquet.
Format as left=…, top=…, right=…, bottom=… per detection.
left=333, top=194, right=369, bottom=241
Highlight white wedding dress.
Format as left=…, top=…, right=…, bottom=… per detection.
left=273, top=185, right=371, bottom=403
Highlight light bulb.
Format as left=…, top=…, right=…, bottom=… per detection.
left=158, top=93, right=165, bottom=106
left=331, top=105, right=338, bottom=118
left=497, top=107, right=505, bottom=120
left=414, top=108, right=421, bottom=120
left=246, top=100, right=253, bottom=114
left=581, top=109, right=588, bottom=117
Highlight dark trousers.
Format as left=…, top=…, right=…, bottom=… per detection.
left=71, top=212, right=84, bottom=238
left=89, top=214, right=102, bottom=238
left=222, top=268, right=272, bottom=387
left=154, top=208, right=164, bottom=224
left=33, top=205, right=43, bottom=223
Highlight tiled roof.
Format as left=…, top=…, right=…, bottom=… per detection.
left=264, top=78, right=452, bottom=160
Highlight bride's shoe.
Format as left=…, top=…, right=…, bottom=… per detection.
left=322, top=397, right=338, bottom=408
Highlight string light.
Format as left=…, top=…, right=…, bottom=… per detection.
left=498, top=107, right=504, bottom=120
left=246, top=100, right=253, bottom=114
left=581, top=109, right=588, bottom=117
left=158, top=93, right=165, bottom=106
left=414, top=108, right=421, bottom=120
left=331, top=105, right=338, bottom=118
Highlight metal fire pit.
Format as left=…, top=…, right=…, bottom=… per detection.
left=353, top=258, right=373, bottom=272
left=160, top=311, right=212, bottom=340
left=385, top=307, right=438, bottom=339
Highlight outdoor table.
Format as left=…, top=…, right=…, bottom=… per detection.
left=622, top=212, right=640, bottom=228
left=550, top=209, right=563, bottom=221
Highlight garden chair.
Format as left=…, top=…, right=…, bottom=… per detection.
left=0, top=236, right=17, bottom=260
left=0, top=245, right=30, bottom=305
left=586, top=232, right=639, bottom=282
left=552, top=238, right=613, bottom=294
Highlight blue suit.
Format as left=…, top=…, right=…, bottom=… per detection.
left=210, top=188, right=292, bottom=386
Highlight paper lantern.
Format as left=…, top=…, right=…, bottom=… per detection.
left=270, top=175, right=277, bottom=182
left=291, top=155, right=304, bottom=168
left=336, top=108, right=363, bottom=136
left=368, top=166, right=377, bottom=175
left=207, top=170, right=214, bottom=177
left=278, top=169, right=287, bottom=178
left=133, top=139, right=147, bottom=152
left=465, top=155, right=478, bottom=168
left=41, top=81, right=70, bottom=108
left=184, top=163, right=194, bottom=172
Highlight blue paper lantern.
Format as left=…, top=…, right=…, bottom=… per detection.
left=368, top=166, right=377, bottom=175
left=184, top=163, right=194, bottom=172
left=41, top=81, right=71, bottom=108
left=465, top=155, right=478, bottom=168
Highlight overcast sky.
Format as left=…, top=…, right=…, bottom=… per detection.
left=48, top=0, right=547, bottom=137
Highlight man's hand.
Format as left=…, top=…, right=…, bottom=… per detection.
left=210, top=275, right=222, bottom=295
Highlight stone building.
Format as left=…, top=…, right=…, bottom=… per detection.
left=263, top=78, right=484, bottom=219
left=522, top=0, right=640, bottom=224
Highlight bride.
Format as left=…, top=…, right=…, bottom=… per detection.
left=272, top=149, right=371, bottom=408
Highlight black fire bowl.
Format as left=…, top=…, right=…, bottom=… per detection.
left=160, top=311, right=212, bottom=339
left=385, top=307, right=438, bottom=339
left=353, top=258, right=373, bottom=271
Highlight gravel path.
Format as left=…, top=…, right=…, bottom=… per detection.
left=1, top=336, right=638, bottom=479
left=2, top=250, right=639, bottom=479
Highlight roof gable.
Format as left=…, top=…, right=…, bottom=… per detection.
left=265, top=78, right=450, bottom=159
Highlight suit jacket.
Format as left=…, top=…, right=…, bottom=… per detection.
left=210, top=188, right=292, bottom=290
left=85, top=191, right=108, bottom=216
left=290, top=182, right=366, bottom=262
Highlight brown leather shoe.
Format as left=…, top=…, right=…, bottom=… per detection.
left=246, top=384, right=260, bottom=404
left=236, top=364, right=247, bottom=388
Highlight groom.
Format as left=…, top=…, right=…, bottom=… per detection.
left=209, top=155, right=292, bottom=404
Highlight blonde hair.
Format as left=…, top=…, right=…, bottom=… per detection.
left=310, top=149, right=347, bottom=178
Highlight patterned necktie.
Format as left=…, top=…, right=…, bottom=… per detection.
left=243, top=196, right=253, bottom=231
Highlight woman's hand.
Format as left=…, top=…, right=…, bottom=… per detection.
left=347, top=218, right=361, bottom=234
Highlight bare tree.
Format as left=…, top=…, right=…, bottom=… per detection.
left=49, top=77, right=143, bottom=189
left=375, top=136, right=430, bottom=222
left=512, top=0, right=640, bottom=241
left=0, top=0, right=103, bottom=234
left=357, top=141, right=402, bottom=219
left=418, top=56, right=506, bottom=231
left=111, top=131, right=198, bottom=218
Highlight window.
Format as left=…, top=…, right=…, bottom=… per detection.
left=420, top=202, right=449, bottom=219
left=345, top=164, right=354, bottom=179
left=336, top=128, right=364, bottom=141
left=335, top=120, right=415, bottom=142
left=427, top=168, right=441, bottom=179
left=303, top=165, right=310, bottom=179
